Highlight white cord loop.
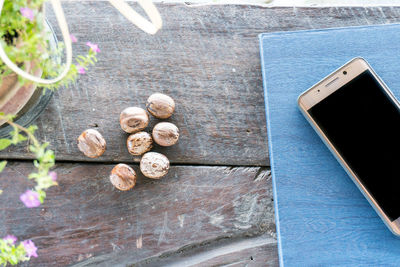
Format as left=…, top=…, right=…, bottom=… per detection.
left=0, top=0, right=72, bottom=84
left=109, top=0, right=162, bottom=35
left=0, top=0, right=162, bottom=85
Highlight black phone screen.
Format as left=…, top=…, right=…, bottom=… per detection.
left=308, top=70, right=400, bottom=221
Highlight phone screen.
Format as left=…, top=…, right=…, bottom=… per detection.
left=308, top=70, right=400, bottom=221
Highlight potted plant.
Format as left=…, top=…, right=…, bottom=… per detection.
left=0, top=0, right=100, bottom=124
left=0, top=0, right=162, bottom=265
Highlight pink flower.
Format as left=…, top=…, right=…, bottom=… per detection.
left=49, top=171, right=57, bottom=181
left=70, top=34, right=77, bottom=43
left=77, top=66, right=86, bottom=74
left=20, top=7, right=34, bottom=22
left=3, top=235, right=17, bottom=244
left=86, top=42, right=100, bottom=53
left=22, top=240, right=38, bottom=258
left=20, top=190, right=40, bottom=208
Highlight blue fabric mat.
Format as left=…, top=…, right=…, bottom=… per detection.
left=259, top=24, right=400, bottom=266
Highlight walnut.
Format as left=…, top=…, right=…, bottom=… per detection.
left=152, top=122, right=179, bottom=147
left=77, top=129, right=106, bottom=158
left=140, top=152, right=170, bottom=179
left=146, top=93, right=175, bottom=119
left=127, top=132, right=153, bottom=156
left=110, top=163, right=137, bottom=191
left=120, top=107, right=149, bottom=133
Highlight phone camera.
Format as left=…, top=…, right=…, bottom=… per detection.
left=317, top=89, right=320, bottom=92
left=343, top=71, right=347, bottom=75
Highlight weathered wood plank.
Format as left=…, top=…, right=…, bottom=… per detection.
left=0, top=163, right=274, bottom=266
left=137, top=234, right=278, bottom=267
left=1, top=2, right=271, bottom=166
left=3, top=5, right=398, bottom=165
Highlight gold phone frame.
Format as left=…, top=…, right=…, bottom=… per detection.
left=297, top=57, right=400, bottom=236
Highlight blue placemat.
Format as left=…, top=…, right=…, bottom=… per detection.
left=260, top=24, right=400, bottom=266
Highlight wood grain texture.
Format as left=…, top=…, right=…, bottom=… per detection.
left=0, top=162, right=275, bottom=266
left=138, top=234, right=278, bottom=267
left=1, top=2, right=271, bottom=166
left=2, top=5, right=399, bottom=165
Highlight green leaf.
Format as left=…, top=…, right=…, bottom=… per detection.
left=37, top=190, right=46, bottom=203
left=43, top=150, right=55, bottom=162
left=26, top=125, right=38, bottom=135
left=9, top=253, right=17, bottom=264
left=29, top=146, right=36, bottom=154
left=33, top=160, right=39, bottom=168
left=5, top=114, right=15, bottom=121
left=0, top=139, right=11, bottom=150
left=10, top=129, right=19, bottom=144
left=17, top=134, right=27, bottom=142
left=0, top=161, right=7, bottom=172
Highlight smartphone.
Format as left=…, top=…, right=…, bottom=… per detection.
left=297, top=58, right=400, bottom=236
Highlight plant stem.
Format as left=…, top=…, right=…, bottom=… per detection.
left=0, top=117, right=39, bottom=147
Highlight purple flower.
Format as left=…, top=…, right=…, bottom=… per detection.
left=3, top=235, right=17, bottom=244
left=20, top=190, right=40, bottom=208
left=77, top=66, right=86, bottom=74
left=22, top=240, right=38, bottom=258
left=49, top=171, right=57, bottom=181
left=86, top=42, right=100, bottom=53
left=20, top=7, right=34, bottom=22
left=70, top=34, right=77, bottom=43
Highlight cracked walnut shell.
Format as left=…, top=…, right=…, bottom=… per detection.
left=140, top=152, right=170, bottom=179
left=77, top=129, right=106, bottom=158
left=120, top=107, right=149, bottom=133
left=110, top=163, right=137, bottom=191
left=146, top=93, right=175, bottom=119
left=127, top=131, right=153, bottom=156
left=152, top=122, right=179, bottom=147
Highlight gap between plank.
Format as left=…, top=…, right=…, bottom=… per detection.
left=1, top=157, right=270, bottom=168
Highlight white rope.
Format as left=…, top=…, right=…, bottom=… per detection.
left=108, top=0, right=162, bottom=35
left=0, top=0, right=72, bottom=84
left=0, top=0, right=162, bottom=85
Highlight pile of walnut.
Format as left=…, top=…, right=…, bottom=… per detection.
left=77, top=93, right=179, bottom=191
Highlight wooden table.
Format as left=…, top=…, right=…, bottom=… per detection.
left=0, top=3, right=398, bottom=266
